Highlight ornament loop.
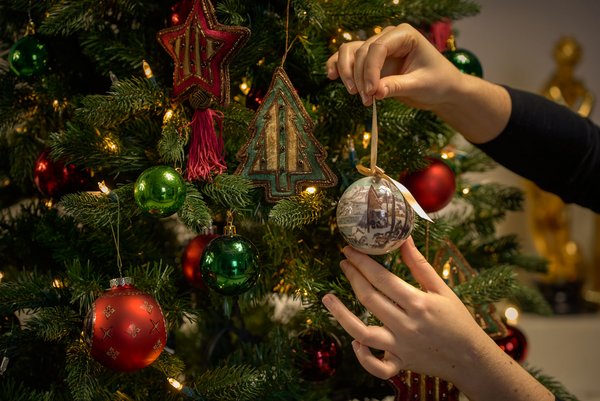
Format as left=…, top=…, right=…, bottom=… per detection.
left=224, top=210, right=237, bottom=236
left=109, top=277, right=134, bottom=288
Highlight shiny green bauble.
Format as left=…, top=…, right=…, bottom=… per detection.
left=200, top=235, right=260, bottom=296
left=9, top=36, right=48, bottom=77
left=443, top=48, right=483, bottom=78
left=134, top=165, right=186, bottom=217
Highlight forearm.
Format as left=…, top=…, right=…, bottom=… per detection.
left=433, top=74, right=512, bottom=144
left=452, top=334, right=554, bottom=401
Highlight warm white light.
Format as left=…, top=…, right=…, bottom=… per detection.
left=168, top=378, right=183, bottom=390
left=98, top=181, right=111, bottom=195
left=342, top=32, right=353, bottom=41
left=462, top=187, right=470, bottom=195
left=504, top=306, right=520, bottom=325
left=0, top=271, right=4, bottom=282
left=374, top=26, right=382, bottom=34
left=305, top=187, right=317, bottom=195
left=52, top=278, right=64, bottom=288
left=163, top=109, right=174, bottom=123
left=362, top=131, right=371, bottom=149
left=142, top=60, right=154, bottom=79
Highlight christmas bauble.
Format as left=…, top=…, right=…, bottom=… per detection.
left=9, top=35, right=48, bottom=77
left=295, top=331, right=342, bottom=381
left=84, top=278, right=167, bottom=372
left=336, top=176, right=414, bottom=255
left=182, top=231, right=220, bottom=288
left=399, top=158, right=456, bottom=213
left=389, top=371, right=459, bottom=401
left=134, top=166, right=186, bottom=217
left=443, top=48, right=483, bottom=78
left=33, top=149, right=89, bottom=198
left=200, top=234, right=260, bottom=296
left=170, top=0, right=193, bottom=26
left=495, top=324, right=528, bottom=363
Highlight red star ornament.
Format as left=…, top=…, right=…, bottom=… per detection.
left=157, top=0, right=250, bottom=105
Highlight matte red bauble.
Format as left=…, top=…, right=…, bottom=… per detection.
left=295, top=331, right=341, bottom=381
left=495, top=324, right=528, bottom=363
left=33, top=149, right=88, bottom=198
left=400, top=158, right=456, bottom=213
left=182, top=231, right=220, bottom=288
left=84, top=278, right=167, bottom=372
left=389, top=371, right=459, bottom=401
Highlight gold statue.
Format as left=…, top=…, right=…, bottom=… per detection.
left=527, top=37, right=593, bottom=286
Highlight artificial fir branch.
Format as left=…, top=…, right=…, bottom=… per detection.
left=75, top=77, right=165, bottom=129
left=192, top=364, right=274, bottom=401
left=158, top=109, right=189, bottom=166
left=65, top=340, right=112, bottom=401
left=268, top=191, right=326, bottom=229
left=25, top=306, right=81, bottom=342
left=0, top=378, right=54, bottom=401
left=509, top=284, right=553, bottom=316
left=0, top=274, right=69, bottom=315
left=199, top=174, right=253, bottom=212
left=453, top=265, right=518, bottom=305
left=178, top=183, right=213, bottom=233
left=526, top=365, right=580, bottom=401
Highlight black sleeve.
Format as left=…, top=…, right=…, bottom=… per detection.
left=475, top=86, right=600, bottom=213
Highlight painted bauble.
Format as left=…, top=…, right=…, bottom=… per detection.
left=84, top=278, right=167, bottom=372
left=9, top=35, right=48, bottom=77
left=200, top=234, right=260, bottom=296
left=134, top=166, right=186, bottom=217
left=295, top=331, right=342, bottom=381
left=336, top=176, right=414, bottom=255
left=399, top=158, right=456, bottom=213
left=182, top=231, right=220, bottom=289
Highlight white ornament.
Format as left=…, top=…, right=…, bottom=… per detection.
left=336, top=176, right=414, bottom=255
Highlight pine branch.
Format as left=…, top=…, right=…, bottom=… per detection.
left=509, top=284, right=553, bottom=316
left=0, top=378, right=54, bottom=401
left=0, top=274, right=69, bottom=315
left=269, top=191, right=327, bottom=229
left=192, top=365, right=273, bottom=401
left=65, top=259, right=106, bottom=315
left=526, top=365, right=580, bottom=401
left=59, top=184, right=139, bottom=229
left=200, top=174, right=253, bottom=212
left=65, top=340, right=111, bottom=401
left=25, top=306, right=81, bottom=342
left=75, top=77, right=165, bottom=129
left=454, top=265, right=518, bottom=305
left=178, top=183, right=213, bottom=233
left=158, top=109, right=189, bottom=166
left=40, top=0, right=108, bottom=35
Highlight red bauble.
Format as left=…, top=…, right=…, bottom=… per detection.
left=182, top=231, right=219, bottom=288
left=400, top=157, right=456, bottom=213
left=389, top=371, right=459, bottom=401
left=295, top=331, right=341, bottom=381
left=170, top=0, right=193, bottom=26
left=84, top=278, right=167, bottom=372
left=495, top=324, right=528, bottom=363
left=33, top=149, right=88, bottom=198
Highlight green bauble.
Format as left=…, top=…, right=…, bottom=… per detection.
left=9, top=35, right=48, bottom=77
left=134, top=165, right=186, bottom=217
left=200, top=235, right=260, bottom=296
left=443, top=48, right=483, bottom=78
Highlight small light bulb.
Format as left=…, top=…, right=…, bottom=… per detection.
left=142, top=60, right=154, bottom=79
left=374, top=26, right=382, bottom=34
left=163, top=109, right=174, bottom=123
left=362, top=131, right=371, bottom=149
left=98, top=181, right=111, bottom=195
left=305, top=187, right=316, bottom=194
left=52, top=278, right=64, bottom=288
left=462, top=187, right=470, bottom=195
left=342, top=32, right=353, bottom=41
left=504, top=306, right=520, bottom=325
left=168, top=378, right=183, bottom=391
left=0, top=271, right=4, bottom=282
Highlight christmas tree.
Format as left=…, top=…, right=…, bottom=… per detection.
left=0, top=1, right=579, bottom=400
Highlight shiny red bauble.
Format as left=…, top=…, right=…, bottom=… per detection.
left=399, top=157, right=456, bottom=213
left=84, top=278, right=167, bottom=372
left=495, top=324, right=528, bottom=363
left=170, top=0, right=193, bottom=26
left=33, top=149, right=88, bottom=198
left=294, top=331, right=341, bottom=381
left=182, top=232, right=220, bottom=288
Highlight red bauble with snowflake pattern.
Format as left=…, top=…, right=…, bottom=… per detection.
left=84, top=278, right=167, bottom=372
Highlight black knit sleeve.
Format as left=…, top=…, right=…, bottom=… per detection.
left=475, top=86, right=600, bottom=213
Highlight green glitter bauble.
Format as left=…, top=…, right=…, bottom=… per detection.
left=134, top=166, right=186, bottom=217
left=9, top=36, right=48, bottom=77
left=200, top=235, right=260, bottom=296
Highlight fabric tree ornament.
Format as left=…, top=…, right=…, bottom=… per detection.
left=157, top=0, right=250, bottom=181
left=235, top=67, right=338, bottom=202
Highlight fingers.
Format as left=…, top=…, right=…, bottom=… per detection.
left=352, top=342, right=403, bottom=379
left=322, top=294, right=398, bottom=351
left=399, top=237, right=450, bottom=294
left=342, top=246, right=420, bottom=304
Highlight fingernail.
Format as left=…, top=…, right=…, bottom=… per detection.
left=365, top=82, right=373, bottom=94
left=352, top=341, right=360, bottom=352
left=322, top=295, right=333, bottom=308
left=382, top=85, right=389, bottom=98
left=347, top=81, right=357, bottom=94
left=360, top=91, right=368, bottom=104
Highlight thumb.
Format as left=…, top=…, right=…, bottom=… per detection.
left=399, top=237, right=449, bottom=294
left=376, top=74, right=418, bottom=101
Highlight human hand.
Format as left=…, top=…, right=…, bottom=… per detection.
left=321, top=237, right=492, bottom=384
left=326, top=23, right=464, bottom=109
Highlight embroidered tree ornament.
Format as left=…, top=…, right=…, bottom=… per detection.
left=235, top=67, right=337, bottom=202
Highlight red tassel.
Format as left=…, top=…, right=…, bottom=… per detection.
left=186, top=108, right=226, bottom=181
left=429, top=20, right=453, bottom=52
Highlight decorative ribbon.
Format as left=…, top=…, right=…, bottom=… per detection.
left=186, top=108, right=226, bottom=181
left=356, top=100, right=433, bottom=222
